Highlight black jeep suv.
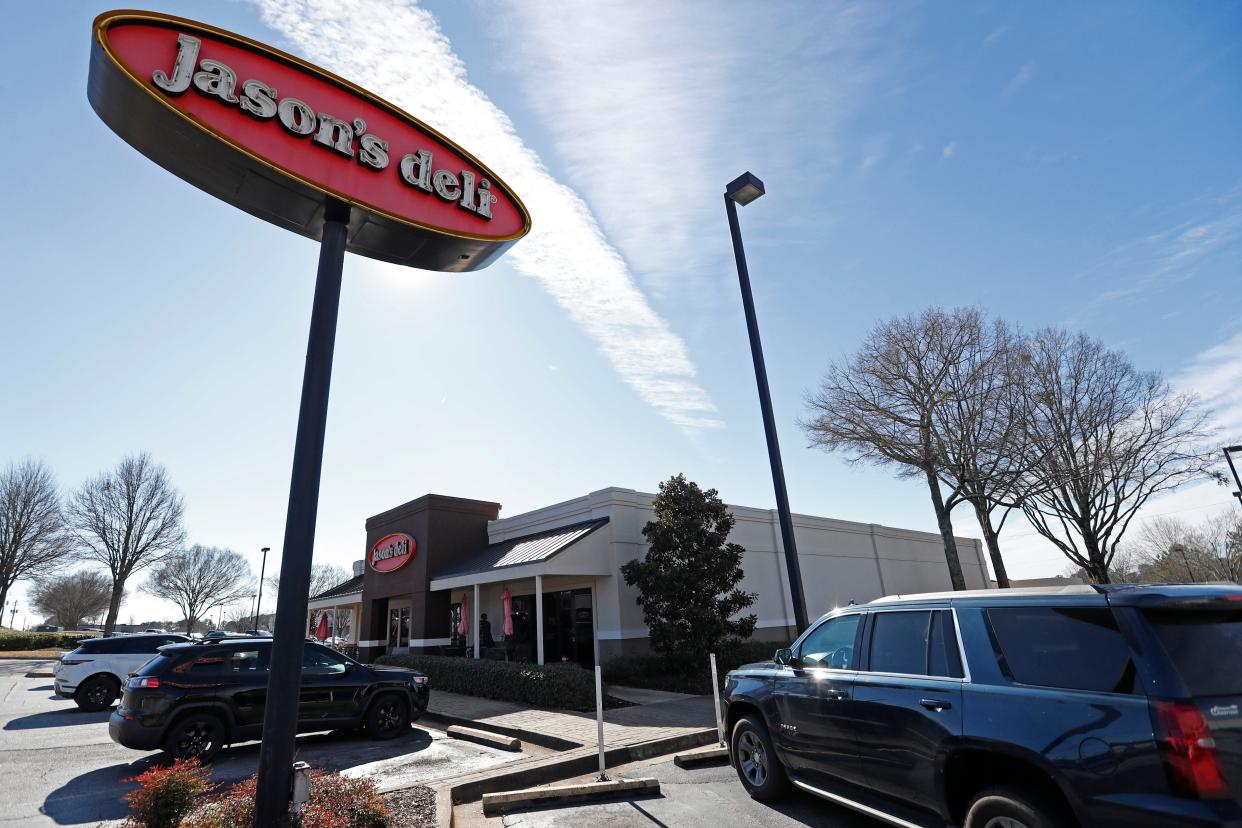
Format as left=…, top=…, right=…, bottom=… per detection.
left=723, top=584, right=1242, bottom=828
left=109, top=639, right=429, bottom=761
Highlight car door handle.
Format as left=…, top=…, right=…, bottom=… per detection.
left=920, top=698, right=951, bottom=711
left=823, top=689, right=848, bottom=700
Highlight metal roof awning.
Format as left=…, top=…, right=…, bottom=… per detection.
left=307, top=574, right=364, bottom=610
left=430, top=518, right=610, bottom=590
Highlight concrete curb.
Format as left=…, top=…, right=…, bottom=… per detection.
left=25, top=670, right=54, bottom=678
left=448, top=727, right=716, bottom=805
left=672, top=744, right=728, bottom=768
left=433, top=783, right=454, bottom=828
left=481, top=777, right=659, bottom=816
left=422, top=710, right=580, bottom=751
left=447, top=724, right=522, bottom=752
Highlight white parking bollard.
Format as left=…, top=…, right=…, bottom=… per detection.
left=595, top=665, right=608, bottom=781
left=710, top=653, right=725, bottom=746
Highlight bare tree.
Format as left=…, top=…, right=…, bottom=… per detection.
left=266, top=563, right=351, bottom=599
left=0, top=460, right=73, bottom=619
left=144, top=545, right=255, bottom=634
left=68, top=454, right=185, bottom=634
left=1021, top=330, right=1216, bottom=583
left=30, top=571, right=112, bottom=630
left=1127, top=512, right=1242, bottom=583
left=804, top=308, right=989, bottom=590
left=930, top=314, right=1041, bottom=588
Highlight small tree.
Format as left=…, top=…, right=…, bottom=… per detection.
left=30, top=570, right=112, bottom=630
left=68, top=453, right=185, bottom=634
left=0, top=459, right=73, bottom=619
left=621, top=475, right=756, bottom=661
left=266, top=563, right=351, bottom=599
left=144, top=545, right=254, bottom=634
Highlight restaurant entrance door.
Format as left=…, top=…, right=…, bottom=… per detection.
left=542, top=588, right=594, bottom=668
left=386, top=601, right=411, bottom=654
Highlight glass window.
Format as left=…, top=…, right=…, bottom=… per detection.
left=227, top=648, right=268, bottom=674
left=798, top=614, right=861, bottom=669
left=928, top=611, right=964, bottom=679
left=171, top=653, right=226, bottom=676
left=119, top=636, right=165, bottom=654
left=870, top=611, right=932, bottom=675
left=1143, top=610, right=1242, bottom=696
left=986, top=607, right=1136, bottom=694
left=302, top=645, right=348, bottom=676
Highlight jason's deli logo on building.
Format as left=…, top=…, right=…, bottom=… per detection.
left=369, top=533, right=416, bottom=573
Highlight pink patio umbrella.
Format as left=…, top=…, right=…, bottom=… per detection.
left=458, top=592, right=469, bottom=638
left=315, top=613, right=329, bottom=641
left=502, top=589, right=514, bottom=637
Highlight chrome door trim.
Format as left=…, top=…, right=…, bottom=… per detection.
left=791, top=779, right=929, bottom=828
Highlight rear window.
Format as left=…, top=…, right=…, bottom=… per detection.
left=136, top=654, right=178, bottom=676
left=1144, top=610, right=1242, bottom=696
left=986, top=607, right=1137, bottom=695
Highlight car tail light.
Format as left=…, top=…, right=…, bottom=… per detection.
left=1152, top=700, right=1230, bottom=799
left=130, top=677, right=160, bottom=689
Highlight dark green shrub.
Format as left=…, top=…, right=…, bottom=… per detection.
left=603, top=640, right=780, bottom=695
left=122, top=757, right=211, bottom=828
left=374, top=654, right=599, bottom=711
left=0, top=629, right=101, bottom=651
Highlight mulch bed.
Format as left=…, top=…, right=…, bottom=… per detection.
left=0, top=649, right=66, bottom=659
left=382, top=785, right=437, bottom=828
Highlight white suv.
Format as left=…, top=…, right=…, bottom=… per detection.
left=55, top=633, right=191, bottom=710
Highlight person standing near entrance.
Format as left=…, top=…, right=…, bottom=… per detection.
left=480, top=613, right=494, bottom=648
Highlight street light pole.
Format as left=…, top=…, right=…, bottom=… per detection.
left=253, top=547, right=270, bottom=631
left=1223, top=446, right=1242, bottom=509
left=724, top=171, right=810, bottom=635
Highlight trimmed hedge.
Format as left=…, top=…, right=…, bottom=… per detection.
left=374, top=654, right=599, bottom=711
left=602, top=640, right=779, bottom=695
left=0, top=629, right=102, bottom=652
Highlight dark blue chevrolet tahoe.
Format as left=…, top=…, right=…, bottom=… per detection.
left=722, top=584, right=1242, bottom=828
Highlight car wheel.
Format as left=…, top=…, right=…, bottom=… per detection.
left=75, top=676, right=118, bottom=712
left=731, top=715, right=790, bottom=801
left=965, top=785, right=1062, bottom=828
left=366, top=695, right=410, bottom=740
left=163, top=713, right=225, bottom=763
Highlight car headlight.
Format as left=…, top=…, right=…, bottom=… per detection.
left=410, top=675, right=428, bottom=687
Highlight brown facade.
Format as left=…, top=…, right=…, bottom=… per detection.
left=357, top=494, right=499, bottom=661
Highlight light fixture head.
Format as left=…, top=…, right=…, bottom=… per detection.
left=725, top=171, right=765, bottom=205
left=1226, top=446, right=1242, bottom=453
left=261, top=546, right=271, bottom=553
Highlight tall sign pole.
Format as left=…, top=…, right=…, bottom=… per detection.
left=87, top=12, right=530, bottom=824
left=254, top=200, right=349, bottom=823
left=724, top=172, right=809, bottom=635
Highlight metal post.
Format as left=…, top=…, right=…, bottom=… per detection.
left=710, top=653, right=725, bottom=746
left=473, top=583, right=480, bottom=659
left=1224, top=447, right=1242, bottom=508
left=724, top=191, right=809, bottom=634
left=254, top=202, right=350, bottom=827
left=594, top=665, right=608, bottom=781
left=253, top=546, right=269, bottom=631
left=534, top=575, right=545, bottom=666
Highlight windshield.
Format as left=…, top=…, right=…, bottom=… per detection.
left=1145, top=610, right=1242, bottom=696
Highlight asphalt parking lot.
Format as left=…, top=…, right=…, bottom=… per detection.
left=460, top=756, right=881, bottom=828
left=0, top=658, right=522, bottom=826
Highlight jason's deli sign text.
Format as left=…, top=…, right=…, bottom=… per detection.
left=154, top=34, right=498, bottom=220
left=369, top=533, right=416, bottom=573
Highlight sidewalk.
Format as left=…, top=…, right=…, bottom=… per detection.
left=426, top=688, right=716, bottom=751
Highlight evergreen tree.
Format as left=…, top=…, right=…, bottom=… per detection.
left=621, top=475, right=757, bottom=660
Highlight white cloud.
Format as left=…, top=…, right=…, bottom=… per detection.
left=488, top=1, right=896, bottom=298
left=941, top=141, right=957, bottom=159
left=1176, top=328, right=1242, bottom=439
left=251, top=0, right=721, bottom=430
left=1002, top=62, right=1034, bottom=97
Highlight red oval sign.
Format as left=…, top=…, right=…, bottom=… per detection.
left=370, top=533, right=416, bottom=573
left=89, top=10, right=529, bottom=271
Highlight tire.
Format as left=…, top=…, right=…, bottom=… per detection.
left=731, top=715, right=790, bottom=801
left=162, top=712, right=226, bottom=763
left=365, top=694, right=410, bottom=740
left=965, top=785, right=1064, bottom=828
left=75, top=675, right=119, bottom=712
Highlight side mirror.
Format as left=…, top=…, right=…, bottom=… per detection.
left=775, top=648, right=793, bottom=666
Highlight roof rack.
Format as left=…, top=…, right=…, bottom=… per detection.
left=870, top=585, right=1100, bottom=603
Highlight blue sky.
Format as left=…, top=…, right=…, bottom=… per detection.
left=2, top=1, right=1240, bottom=624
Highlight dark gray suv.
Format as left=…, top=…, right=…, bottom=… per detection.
left=722, top=583, right=1242, bottom=828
